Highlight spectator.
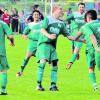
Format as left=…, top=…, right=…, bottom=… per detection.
left=19, top=10, right=26, bottom=34
left=26, top=4, right=44, bottom=23
left=0, top=8, right=4, bottom=20
left=2, top=9, right=11, bottom=26
left=11, top=8, right=19, bottom=34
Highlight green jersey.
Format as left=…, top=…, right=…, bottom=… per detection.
left=66, top=12, right=85, bottom=36
left=0, top=21, right=12, bottom=56
left=38, top=16, right=69, bottom=47
left=80, top=20, right=100, bottom=50
left=23, top=22, right=41, bottom=41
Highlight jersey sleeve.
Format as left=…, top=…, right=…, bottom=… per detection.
left=2, top=22, right=12, bottom=36
left=41, top=17, right=49, bottom=29
left=80, top=25, right=93, bottom=35
left=23, top=25, right=30, bottom=35
left=61, top=23, right=70, bottom=36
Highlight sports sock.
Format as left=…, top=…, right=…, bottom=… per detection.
left=51, top=66, right=58, bottom=86
left=89, top=72, right=97, bottom=87
left=21, top=58, right=29, bottom=72
left=1, top=73, right=7, bottom=93
left=37, top=62, right=46, bottom=84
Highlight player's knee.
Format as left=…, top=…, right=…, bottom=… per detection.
left=52, top=60, right=58, bottom=66
left=39, top=62, right=46, bottom=69
left=74, top=48, right=80, bottom=54
left=26, top=53, right=32, bottom=58
left=40, top=59, right=47, bottom=63
left=89, top=67, right=94, bottom=73
left=0, top=70, right=7, bottom=74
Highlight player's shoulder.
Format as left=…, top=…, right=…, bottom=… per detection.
left=85, top=20, right=97, bottom=27
left=28, top=22, right=35, bottom=27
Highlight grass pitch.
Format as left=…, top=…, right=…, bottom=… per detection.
left=0, top=35, right=100, bottom=100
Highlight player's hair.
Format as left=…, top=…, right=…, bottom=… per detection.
left=52, top=4, right=61, bottom=13
left=85, top=10, right=97, bottom=20
left=78, top=2, right=85, bottom=7
left=32, top=10, right=40, bottom=15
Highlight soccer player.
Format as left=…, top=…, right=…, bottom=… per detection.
left=67, top=10, right=100, bottom=91
left=0, top=19, right=14, bottom=95
left=66, top=2, right=85, bottom=65
left=16, top=10, right=42, bottom=76
left=26, top=4, right=44, bottom=23
left=36, top=4, right=76, bottom=91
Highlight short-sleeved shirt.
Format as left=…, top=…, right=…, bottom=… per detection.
left=66, top=12, right=85, bottom=35
left=79, top=20, right=100, bottom=50
left=23, top=21, right=41, bottom=41
left=38, top=16, right=70, bottom=47
left=0, top=21, right=12, bottom=56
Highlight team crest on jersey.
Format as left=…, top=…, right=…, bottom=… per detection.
left=58, top=23, right=61, bottom=28
left=50, top=27, right=60, bottom=35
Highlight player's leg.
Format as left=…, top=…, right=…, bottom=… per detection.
left=49, top=46, right=59, bottom=91
left=16, top=40, right=37, bottom=76
left=67, top=42, right=82, bottom=69
left=50, top=60, right=58, bottom=91
left=71, top=41, right=74, bottom=54
left=36, top=43, right=50, bottom=91
left=70, top=47, right=80, bottom=63
left=86, top=49, right=98, bottom=91
left=95, top=51, right=100, bottom=70
left=0, top=56, right=9, bottom=95
left=37, top=59, right=46, bottom=91
left=16, top=52, right=33, bottom=76
left=88, top=67, right=98, bottom=91
left=0, top=70, right=8, bottom=95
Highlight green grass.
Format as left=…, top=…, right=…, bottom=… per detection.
left=0, top=35, right=100, bottom=100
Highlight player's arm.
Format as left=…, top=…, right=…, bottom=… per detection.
left=41, top=17, right=56, bottom=40
left=62, top=24, right=84, bottom=42
left=68, top=25, right=86, bottom=43
left=89, top=34, right=100, bottom=52
left=41, top=28, right=56, bottom=40
left=73, top=31, right=85, bottom=43
left=61, top=21, right=84, bottom=41
left=22, top=24, right=30, bottom=39
left=7, top=35, right=14, bottom=46
left=2, top=22, right=14, bottom=46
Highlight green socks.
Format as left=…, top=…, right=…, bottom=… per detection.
left=0, top=73, right=7, bottom=92
left=51, top=66, right=58, bottom=86
left=21, top=58, right=29, bottom=72
left=37, top=62, right=46, bottom=84
left=89, top=72, right=97, bottom=87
